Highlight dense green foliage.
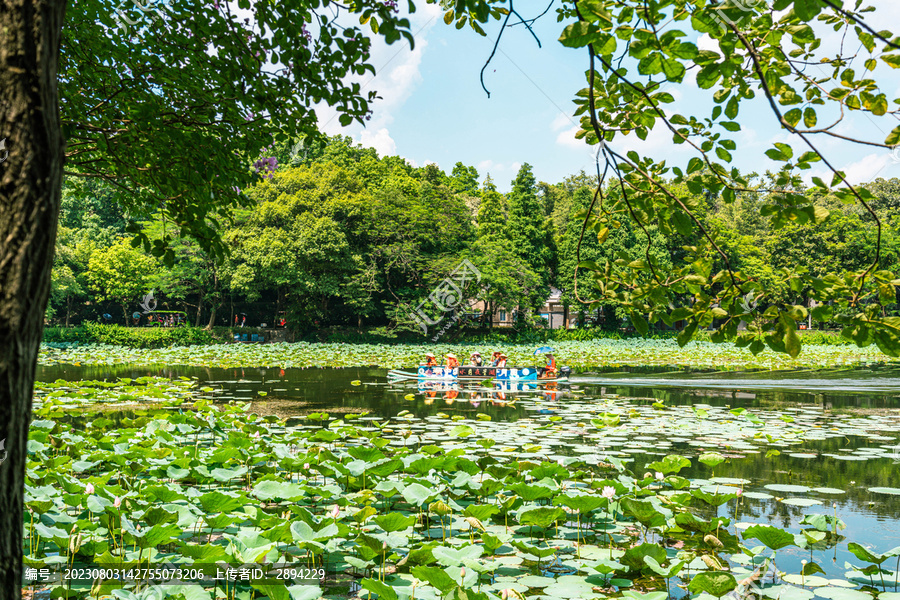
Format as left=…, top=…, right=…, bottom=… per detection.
left=60, top=0, right=418, bottom=261
left=52, top=134, right=900, bottom=350
left=42, top=323, right=220, bottom=348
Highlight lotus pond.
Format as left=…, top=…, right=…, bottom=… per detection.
left=24, top=346, right=900, bottom=600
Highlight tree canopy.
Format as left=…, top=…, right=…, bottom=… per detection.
left=438, top=0, right=900, bottom=357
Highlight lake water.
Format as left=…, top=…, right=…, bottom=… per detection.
left=35, top=363, right=900, bottom=594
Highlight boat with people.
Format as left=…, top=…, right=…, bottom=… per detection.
left=387, top=347, right=571, bottom=383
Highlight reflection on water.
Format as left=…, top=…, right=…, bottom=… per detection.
left=35, top=363, right=900, bottom=589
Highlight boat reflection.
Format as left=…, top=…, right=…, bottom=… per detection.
left=416, top=379, right=566, bottom=405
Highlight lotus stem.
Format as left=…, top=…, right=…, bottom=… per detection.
left=895, top=555, right=899, bottom=590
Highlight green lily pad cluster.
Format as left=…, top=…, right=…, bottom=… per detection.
left=23, top=377, right=900, bottom=600
left=38, top=338, right=896, bottom=371
left=35, top=377, right=201, bottom=406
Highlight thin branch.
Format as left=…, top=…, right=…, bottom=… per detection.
left=508, top=8, right=542, bottom=48
left=819, top=0, right=900, bottom=52
left=480, top=1, right=514, bottom=98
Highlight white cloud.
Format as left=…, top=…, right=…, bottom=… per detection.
left=358, top=128, right=397, bottom=157
left=555, top=125, right=583, bottom=149
left=318, top=3, right=442, bottom=138
left=841, top=153, right=895, bottom=184
left=551, top=112, right=575, bottom=131
left=615, top=126, right=677, bottom=157
left=697, top=33, right=719, bottom=53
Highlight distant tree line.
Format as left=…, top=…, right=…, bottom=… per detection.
left=49, top=135, right=900, bottom=334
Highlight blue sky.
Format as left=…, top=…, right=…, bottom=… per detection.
left=318, top=1, right=900, bottom=193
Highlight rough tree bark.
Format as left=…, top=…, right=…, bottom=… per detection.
left=0, top=0, right=66, bottom=596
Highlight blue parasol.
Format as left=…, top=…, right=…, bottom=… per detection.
left=533, top=346, right=555, bottom=355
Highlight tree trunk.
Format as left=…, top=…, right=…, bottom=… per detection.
left=207, top=303, right=216, bottom=329
left=195, top=290, right=203, bottom=327
left=0, top=0, right=66, bottom=594
left=274, top=287, right=282, bottom=327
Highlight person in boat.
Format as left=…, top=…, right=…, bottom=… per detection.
left=490, top=351, right=502, bottom=366
left=424, top=352, right=438, bottom=367
left=470, top=352, right=483, bottom=366
left=445, top=353, right=460, bottom=369
left=541, top=352, right=558, bottom=379
left=495, top=353, right=508, bottom=368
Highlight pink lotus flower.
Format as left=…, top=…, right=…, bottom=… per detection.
left=655, top=472, right=664, bottom=481
left=601, top=486, right=616, bottom=499
left=736, top=489, right=743, bottom=497
left=329, top=505, right=340, bottom=519
left=502, top=590, right=509, bottom=600
left=460, top=567, right=465, bottom=579
left=84, top=483, right=95, bottom=495
left=113, top=496, right=122, bottom=508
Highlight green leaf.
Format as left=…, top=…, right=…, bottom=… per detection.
left=688, top=572, right=737, bottom=597
left=743, top=525, right=796, bottom=550
left=450, top=425, right=474, bottom=438
left=672, top=211, right=693, bottom=236
left=793, top=0, right=823, bottom=20
left=631, top=312, right=649, bottom=336
left=699, top=452, right=725, bottom=468
left=621, top=498, right=667, bottom=529
left=373, top=513, right=416, bottom=533
left=885, top=124, right=900, bottom=147
left=555, top=494, right=605, bottom=514
left=647, top=454, right=691, bottom=475
left=517, top=506, right=566, bottom=529
left=621, top=542, right=667, bottom=572
left=431, top=545, right=484, bottom=567
left=847, top=542, right=887, bottom=564
left=803, top=107, right=817, bottom=128
left=411, top=566, right=458, bottom=594
left=696, top=64, right=721, bottom=89
left=360, top=578, right=399, bottom=600
left=558, top=22, right=615, bottom=54
left=774, top=142, right=794, bottom=159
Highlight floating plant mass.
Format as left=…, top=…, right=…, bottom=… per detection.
left=23, top=376, right=900, bottom=599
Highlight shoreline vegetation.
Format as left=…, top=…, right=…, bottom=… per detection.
left=43, top=323, right=863, bottom=349
left=38, top=336, right=895, bottom=371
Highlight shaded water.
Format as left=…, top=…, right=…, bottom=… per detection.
left=35, top=363, right=900, bottom=592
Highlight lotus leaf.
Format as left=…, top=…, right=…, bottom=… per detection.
left=743, top=525, right=796, bottom=551
left=688, top=571, right=738, bottom=597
